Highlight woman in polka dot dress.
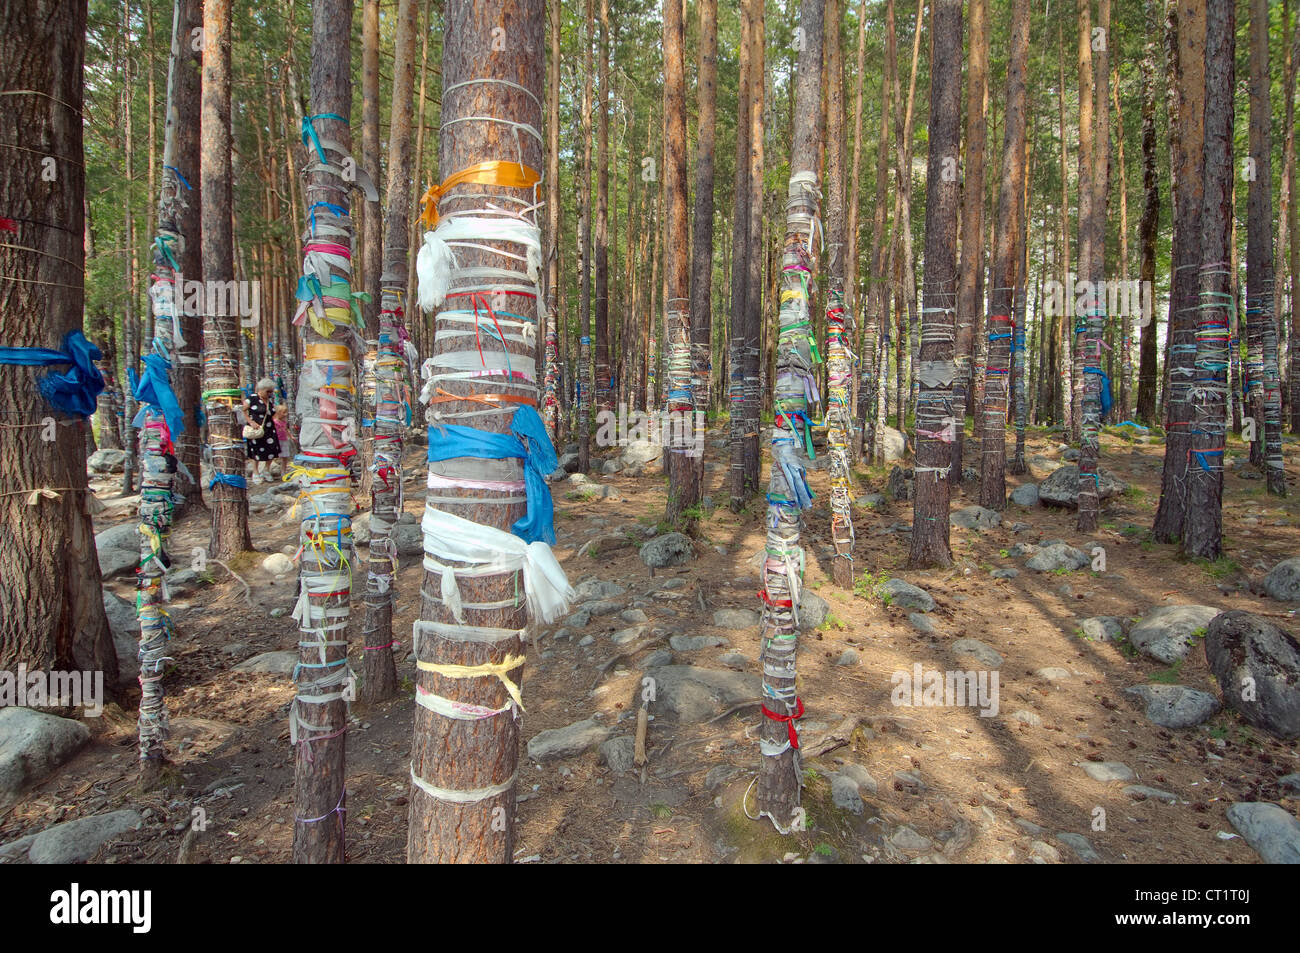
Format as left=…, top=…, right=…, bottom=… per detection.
left=243, top=378, right=281, bottom=483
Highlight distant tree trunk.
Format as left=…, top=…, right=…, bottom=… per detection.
left=595, top=0, right=611, bottom=417
left=742, top=0, right=765, bottom=497
left=544, top=0, right=562, bottom=438
left=727, top=0, right=752, bottom=510
left=1135, top=2, right=1161, bottom=425
left=823, top=0, right=854, bottom=587
left=1152, top=0, right=1205, bottom=543
left=1244, top=0, right=1285, bottom=495
left=1056, top=24, right=1073, bottom=429
left=122, top=0, right=138, bottom=498
left=0, top=0, right=117, bottom=682
left=1182, top=0, right=1233, bottom=558
left=846, top=0, right=868, bottom=460
left=578, top=0, right=594, bottom=473
left=978, top=0, right=1029, bottom=512
left=690, top=0, right=717, bottom=491
left=663, top=0, right=698, bottom=527
left=954, top=0, right=988, bottom=481
left=201, top=0, right=251, bottom=558
left=358, top=0, right=417, bottom=707
left=359, top=0, right=381, bottom=499
left=861, top=3, right=893, bottom=462
left=1072, top=0, right=1095, bottom=453
left=757, top=0, right=822, bottom=833
left=1078, top=0, right=1111, bottom=534
left=407, top=0, right=558, bottom=864
left=1010, top=131, right=1031, bottom=473
left=1111, top=67, right=1131, bottom=422
left=1287, top=3, right=1300, bottom=434
left=891, top=0, right=923, bottom=439
left=911, top=0, right=962, bottom=565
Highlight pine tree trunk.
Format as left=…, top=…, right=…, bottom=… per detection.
left=1247, top=0, right=1286, bottom=496
left=359, top=0, right=418, bottom=707
left=757, top=0, right=823, bottom=833
left=1182, top=0, right=1233, bottom=558
left=727, top=1, right=752, bottom=511
left=1136, top=2, right=1161, bottom=426
left=578, top=0, right=594, bottom=474
left=690, top=0, right=717, bottom=491
left=954, top=0, right=988, bottom=481
left=407, top=0, right=554, bottom=863
left=358, top=0, right=382, bottom=501
left=201, top=0, right=252, bottom=558
left=0, top=0, right=117, bottom=683
left=1078, top=0, right=1111, bottom=534
left=978, top=0, right=1030, bottom=512
left=845, top=0, right=868, bottom=460
left=911, top=0, right=962, bottom=564
left=595, top=0, right=611, bottom=418
left=861, top=3, right=892, bottom=463
left=544, top=0, right=563, bottom=438
left=823, top=0, right=854, bottom=587
left=1152, top=0, right=1205, bottom=543
left=742, top=0, right=766, bottom=498
left=290, top=0, right=357, bottom=864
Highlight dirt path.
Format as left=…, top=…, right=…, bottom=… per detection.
left=2, top=426, right=1298, bottom=864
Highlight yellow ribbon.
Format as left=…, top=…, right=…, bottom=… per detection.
left=419, top=161, right=542, bottom=227
left=416, top=653, right=526, bottom=711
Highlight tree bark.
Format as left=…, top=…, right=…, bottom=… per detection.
left=757, top=0, right=823, bottom=833
left=1135, top=1, right=1161, bottom=425
left=544, top=0, right=562, bottom=438
left=201, top=0, right=251, bottom=558
left=594, top=0, right=611, bottom=417
left=978, top=0, right=1029, bottom=512
left=578, top=0, right=594, bottom=473
left=690, top=0, right=717, bottom=491
left=359, top=0, right=419, bottom=707
left=727, top=0, right=752, bottom=510
left=1151, top=0, right=1205, bottom=543
left=407, top=0, right=551, bottom=864
left=911, top=0, right=962, bottom=563
left=0, top=0, right=118, bottom=683
left=1182, top=0, right=1233, bottom=558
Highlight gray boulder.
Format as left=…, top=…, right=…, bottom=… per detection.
left=1037, top=464, right=1127, bottom=508
left=233, top=651, right=298, bottom=676
left=880, top=578, right=934, bottom=612
left=830, top=773, right=865, bottom=814
left=1026, top=543, right=1091, bottom=573
left=87, top=448, right=126, bottom=473
left=1010, top=483, right=1040, bottom=506
left=1078, top=616, right=1124, bottom=642
left=557, top=451, right=580, bottom=473
left=0, top=708, right=90, bottom=807
left=1225, top=802, right=1300, bottom=864
left=951, top=638, right=1004, bottom=669
left=1128, top=604, right=1220, bottom=664
left=27, top=810, right=143, bottom=864
left=1124, top=683, right=1221, bottom=729
left=526, top=718, right=611, bottom=761
left=669, top=634, right=727, bottom=652
left=95, top=523, right=140, bottom=580
left=880, top=426, right=906, bottom=463
left=1261, top=557, right=1300, bottom=602
left=599, top=736, right=636, bottom=775
left=713, top=608, right=759, bottom=630
left=103, top=591, right=139, bottom=684
left=640, top=532, right=694, bottom=568
left=798, top=590, right=830, bottom=630
left=642, top=664, right=760, bottom=722
left=950, top=506, right=1002, bottom=530
left=885, top=466, right=912, bottom=502
left=574, top=578, right=627, bottom=601
left=621, top=442, right=663, bottom=468
left=1205, top=611, right=1300, bottom=739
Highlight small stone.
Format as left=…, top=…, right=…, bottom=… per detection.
left=619, top=609, right=649, bottom=624
left=562, top=609, right=592, bottom=629
left=27, top=810, right=143, bottom=864
left=717, top=652, right=749, bottom=670
left=233, top=651, right=298, bottom=675
left=1055, top=832, right=1100, bottom=863
left=527, top=718, right=611, bottom=761
left=1030, top=840, right=1060, bottom=863
left=669, top=634, right=728, bottom=651
left=837, top=763, right=878, bottom=794
left=1124, top=683, right=1221, bottom=729
left=1011, top=709, right=1042, bottom=727
left=610, top=626, right=645, bottom=646
left=1078, top=616, right=1124, bottom=641
left=640, top=532, right=694, bottom=569
left=1009, top=483, right=1040, bottom=506
left=1081, top=761, right=1134, bottom=783
left=951, top=638, right=1003, bottom=669
left=908, top=613, right=936, bottom=634
left=890, top=826, right=931, bottom=851
left=835, top=648, right=859, bottom=666
left=1036, top=667, right=1072, bottom=681
left=1225, top=802, right=1300, bottom=864
left=1129, top=605, right=1221, bottom=664
left=578, top=635, right=595, bottom=648
left=598, top=736, right=636, bottom=775
left=712, top=608, right=759, bottom=630
left=831, top=774, right=865, bottom=815
left=950, top=505, right=1003, bottom=530
left=1123, top=784, right=1178, bottom=803
left=992, top=568, right=1020, bottom=579
left=880, top=578, right=935, bottom=612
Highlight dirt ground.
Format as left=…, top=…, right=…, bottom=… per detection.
left=3, top=423, right=1298, bottom=864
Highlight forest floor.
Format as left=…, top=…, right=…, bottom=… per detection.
left=3, top=422, right=1299, bottom=864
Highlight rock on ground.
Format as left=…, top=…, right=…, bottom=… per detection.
left=880, top=426, right=906, bottom=462
left=87, top=448, right=126, bottom=473
left=639, top=532, right=694, bottom=569
left=712, top=608, right=759, bottom=630
left=641, top=664, right=760, bottom=722
left=880, top=578, right=934, bottom=612
left=669, top=634, right=727, bottom=652
left=950, top=506, right=1002, bottom=530
left=95, top=523, right=140, bottom=580
left=573, top=579, right=627, bottom=602
left=233, top=651, right=298, bottom=676
left=1009, top=483, right=1040, bottom=506
left=1124, top=684, right=1221, bottom=729
left=104, top=591, right=139, bottom=684
left=830, top=773, right=865, bottom=814
left=1225, top=802, right=1300, bottom=864
left=1037, top=464, right=1127, bottom=508
left=1127, top=604, right=1220, bottom=664
left=1025, top=543, right=1090, bottom=572
left=527, top=718, right=611, bottom=761
left=1081, top=761, right=1134, bottom=782
left=1261, top=557, right=1300, bottom=601
left=1078, top=616, right=1124, bottom=641
left=598, top=736, right=636, bottom=775
left=1205, top=611, right=1300, bottom=739
left=0, top=708, right=90, bottom=807
left=620, top=441, right=663, bottom=468
left=797, top=590, right=830, bottom=630
left=885, top=466, right=912, bottom=502
left=951, top=638, right=1004, bottom=669
left=25, top=810, right=144, bottom=864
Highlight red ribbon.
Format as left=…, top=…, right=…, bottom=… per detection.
left=762, top=697, right=805, bottom=750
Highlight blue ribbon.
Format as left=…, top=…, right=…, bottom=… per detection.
left=0, top=330, right=105, bottom=417
left=130, top=352, right=185, bottom=436
left=307, top=202, right=349, bottom=234
left=426, top=404, right=558, bottom=545
left=164, top=165, right=192, bottom=190
left=301, top=113, right=348, bottom=164
left=209, top=472, right=247, bottom=490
